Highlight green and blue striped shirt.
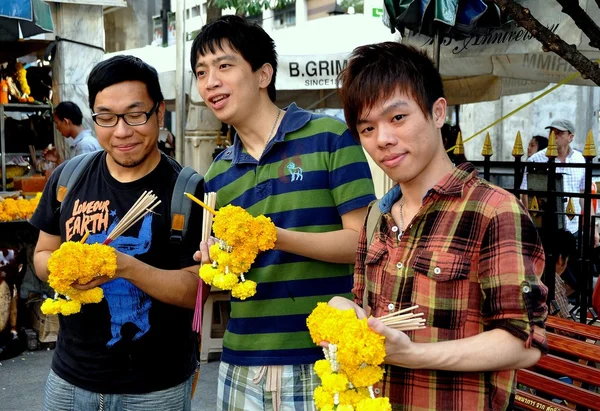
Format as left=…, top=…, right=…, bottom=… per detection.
left=204, top=104, right=375, bottom=366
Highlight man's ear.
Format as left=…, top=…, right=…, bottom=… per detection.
left=432, top=97, right=447, bottom=128
left=157, top=101, right=166, bottom=128
left=258, top=63, right=274, bottom=90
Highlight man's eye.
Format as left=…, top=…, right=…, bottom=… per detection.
left=393, top=115, right=404, bottom=121
left=126, top=113, right=145, bottom=120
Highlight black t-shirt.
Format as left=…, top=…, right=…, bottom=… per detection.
left=29, top=152, right=203, bottom=394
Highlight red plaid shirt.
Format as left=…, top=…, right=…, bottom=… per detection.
left=354, top=163, right=548, bottom=411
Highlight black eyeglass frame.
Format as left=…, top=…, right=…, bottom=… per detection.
left=91, top=102, right=160, bottom=127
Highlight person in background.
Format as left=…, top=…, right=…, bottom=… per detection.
left=46, top=101, right=102, bottom=163
left=191, top=15, right=376, bottom=411
left=330, top=41, right=547, bottom=410
left=547, top=229, right=577, bottom=320
left=521, top=119, right=584, bottom=236
left=527, top=135, right=549, bottom=158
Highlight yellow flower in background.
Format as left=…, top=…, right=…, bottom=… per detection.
left=42, top=241, right=117, bottom=316
left=0, top=193, right=40, bottom=222
left=15, top=62, right=31, bottom=96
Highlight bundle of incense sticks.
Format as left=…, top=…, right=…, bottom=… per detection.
left=103, top=191, right=161, bottom=245
left=377, top=305, right=426, bottom=332
left=192, top=192, right=217, bottom=333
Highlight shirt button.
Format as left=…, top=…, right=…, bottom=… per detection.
left=375, top=388, right=381, bottom=394
left=522, top=285, right=531, bottom=293
left=396, top=262, right=403, bottom=269
left=391, top=226, right=399, bottom=232
left=387, top=303, right=395, bottom=311
left=434, top=267, right=441, bottom=274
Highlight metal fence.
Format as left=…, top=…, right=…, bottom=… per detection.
left=459, top=130, right=600, bottom=325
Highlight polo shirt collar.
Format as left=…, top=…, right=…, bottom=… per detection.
left=70, top=129, right=92, bottom=149
left=378, top=162, right=477, bottom=213
left=220, top=103, right=312, bottom=165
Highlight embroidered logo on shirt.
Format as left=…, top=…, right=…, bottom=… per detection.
left=286, top=161, right=303, bottom=182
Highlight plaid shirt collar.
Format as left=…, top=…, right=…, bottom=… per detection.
left=378, top=162, right=477, bottom=213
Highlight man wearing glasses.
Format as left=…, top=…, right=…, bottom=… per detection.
left=30, top=55, right=203, bottom=411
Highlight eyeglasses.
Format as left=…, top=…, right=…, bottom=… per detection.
left=92, top=103, right=160, bottom=127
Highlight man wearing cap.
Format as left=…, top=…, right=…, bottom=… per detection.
left=521, top=119, right=585, bottom=236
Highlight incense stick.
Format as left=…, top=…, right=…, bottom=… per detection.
left=103, top=191, right=161, bottom=245
left=193, top=191, right=217, bottom=333
left=185, top=192, right=216, bottom=216
left=80, top=230, right=90, bottom=244
left=377, top=305, right=426, bottom=332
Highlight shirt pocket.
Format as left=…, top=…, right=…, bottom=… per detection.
left=410, top=249, right=471, bottom=329
left=364, top=240, right=389, bottom=307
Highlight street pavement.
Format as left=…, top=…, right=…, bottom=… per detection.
left=0, top=349, right=220, bottom=410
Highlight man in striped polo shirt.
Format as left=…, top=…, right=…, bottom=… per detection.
left=191, top=16, right=376, bottom=410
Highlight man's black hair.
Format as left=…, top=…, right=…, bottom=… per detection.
left=88, top=55, right=164, bottom=109
left=190, top=15, right=278, bottom=102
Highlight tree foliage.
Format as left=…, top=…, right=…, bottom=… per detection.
left=339, top=0, right=364, bottom=14
left=210, top=0, right=295, bottom=16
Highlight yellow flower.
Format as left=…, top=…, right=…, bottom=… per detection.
left=231, top=280, right=257, bottom=300
left=199, top=264, right=219, bottom=284
left=321, top=372, right=349, bottom=394
left=339, top=388, right=370, bottom=406
left=41, top=298, right=62, bottom=315
left=307, top=304, right=391, bottom=407
left=60, top=300, right=82, bottom=316
left=212, top=273, right=239, bottom=290
left=355, top=397, right=391, bottom=411
left=45, top=241, right=117, bottom=315
left=16, top=62, right=31, bottom=96
left=345, top=365, right=384, bottom=388
left=314, top=359, right=332, bottom=378
left=203, top=204, right=277, bottom=299
left=313, top=386, right=333, bottom=410
left=337, top=405, right=355, bottom=411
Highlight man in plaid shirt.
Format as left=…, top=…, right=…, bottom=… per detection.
left=329, top=42, right=548, bottom=410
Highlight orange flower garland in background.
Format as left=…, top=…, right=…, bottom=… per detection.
left=0, top=193, right=41, bottom=222
left=307, top=303, right=392, bottom=411
left=41, top=242, right=117, bottom=315
left=198, top=204, right=277, bottom=300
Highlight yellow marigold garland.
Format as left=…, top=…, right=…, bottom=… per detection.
left=15, top=62, right=31, bottom=96
left=0, top=193, right=41, bottom=222
left=199, top=205, right=277, bottom=300
left=306, top=303, right=392, bottom=411
left=41, top=241, right=117, bottom=316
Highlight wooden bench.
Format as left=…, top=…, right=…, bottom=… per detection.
left=515, top=316, right=600, bottom=411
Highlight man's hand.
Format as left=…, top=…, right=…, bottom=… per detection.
left=327, top=296, right=367, bottom=319
left=367, top=316, right=415, bottom=364
left=193, top=236, right=217, bottom=265
left=42, top=146, right=60, bottom=163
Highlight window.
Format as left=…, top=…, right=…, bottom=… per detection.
left=191, top=6, right=200, bottom=17
left=273, top=4, right=295, bottom=29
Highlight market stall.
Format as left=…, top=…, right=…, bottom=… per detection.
left=0, top=36, right=56, bottom=358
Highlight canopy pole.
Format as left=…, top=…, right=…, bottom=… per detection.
left=432, top=26, right=442, bottom=70
left=175, top=0, right=186, bottom=164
